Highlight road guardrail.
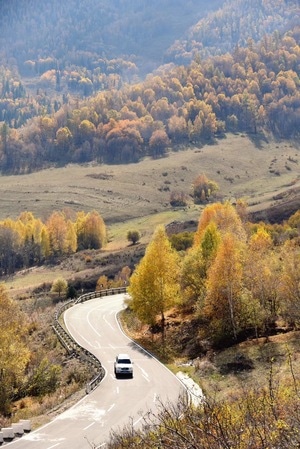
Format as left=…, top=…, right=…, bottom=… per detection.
left=53, top=287, right=127, bottom=393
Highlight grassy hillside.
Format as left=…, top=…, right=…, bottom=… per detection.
left=0, top=133, right=298, bottom=225
left=2, top=132, right=299, bottom=299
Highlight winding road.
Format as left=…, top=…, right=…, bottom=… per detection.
left=8, top=293, right=185, bottom=449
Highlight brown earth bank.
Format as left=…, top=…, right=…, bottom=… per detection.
left=248, top=184, right=300, bottom=223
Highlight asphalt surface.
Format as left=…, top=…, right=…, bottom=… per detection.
left=7, top=293, right=185, bottom=449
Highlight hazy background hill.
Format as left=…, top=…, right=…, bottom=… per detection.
left=0, top=0, right=222, bottom=76
left=0, top=0, right=299, bottom=176
left=165, top=0, right=300, bottom=64
left=1, top=0, right=298, bottom=76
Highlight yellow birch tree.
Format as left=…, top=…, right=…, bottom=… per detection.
left=181, top=223, right=220, bottom=311
left=279, top=242, right=300, bottom=326
left=46, top=211, right=69, bottom=256
left=244, top=226, right=279, bottom=329
left=128, top=225, right=181, bottom=342
left=204, top=233, right=244, bottom=344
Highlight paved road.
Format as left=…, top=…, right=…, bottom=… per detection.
left=8, top=293, right=185, bottom=449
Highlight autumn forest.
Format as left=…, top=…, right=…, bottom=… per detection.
left=0, top=0, right=299, bottom=173
left=0, top=0, right=300, bottom=446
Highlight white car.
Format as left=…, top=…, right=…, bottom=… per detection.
left=114, top=353, right=133, bottom=378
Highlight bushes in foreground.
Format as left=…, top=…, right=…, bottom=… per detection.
left=107, top=373, right=300, bottom=449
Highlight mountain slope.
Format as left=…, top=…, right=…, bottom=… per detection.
left=165, top=0, right=300, bottom=64
left=0, top=0, right=222, bottom=74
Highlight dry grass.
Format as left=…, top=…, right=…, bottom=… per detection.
left=0, top=133, right=298, bottom=225
left=195, top=331, right=300, bottom=402
left=12, top=385, right=86, bottom=430
left=121, top=305, right=300, bottom=406
left=4, top=266, right=73, bottom=297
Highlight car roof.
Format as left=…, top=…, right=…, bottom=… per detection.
left=117, top=353, right=131, bottom=359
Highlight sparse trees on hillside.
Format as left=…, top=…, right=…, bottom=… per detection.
left=127, top=201, right=299, bottom=348
left=188, top=204, right=282, bottom=343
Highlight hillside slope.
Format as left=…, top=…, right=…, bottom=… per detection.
left=166, top=0, right=300, bottom=63
left=0, top=133, right=298, bottom=224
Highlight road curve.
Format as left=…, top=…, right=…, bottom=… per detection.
left=8, top=293, right=185, bottom=449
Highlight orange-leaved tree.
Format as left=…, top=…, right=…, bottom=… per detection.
left=192, top=174, right=219, bottom=204
left=194, top=201, right=246, bottom=246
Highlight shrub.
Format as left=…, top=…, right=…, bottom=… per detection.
left=127, top=230, right=140, bottom=245
left=170, top=190, right=188, bottom=207
left=192, top=173, right=219, bottom=203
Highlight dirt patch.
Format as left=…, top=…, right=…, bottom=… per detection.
left=249, top=184, right=300, bottom=223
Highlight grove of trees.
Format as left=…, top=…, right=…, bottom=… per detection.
left=128, top=203, right=300, bottom=348
left=0, top=209, right=106, bottom=275
left=0, top=23, right=299, bottom=173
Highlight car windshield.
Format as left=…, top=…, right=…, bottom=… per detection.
left=119, top=358, right=131, bottom=364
